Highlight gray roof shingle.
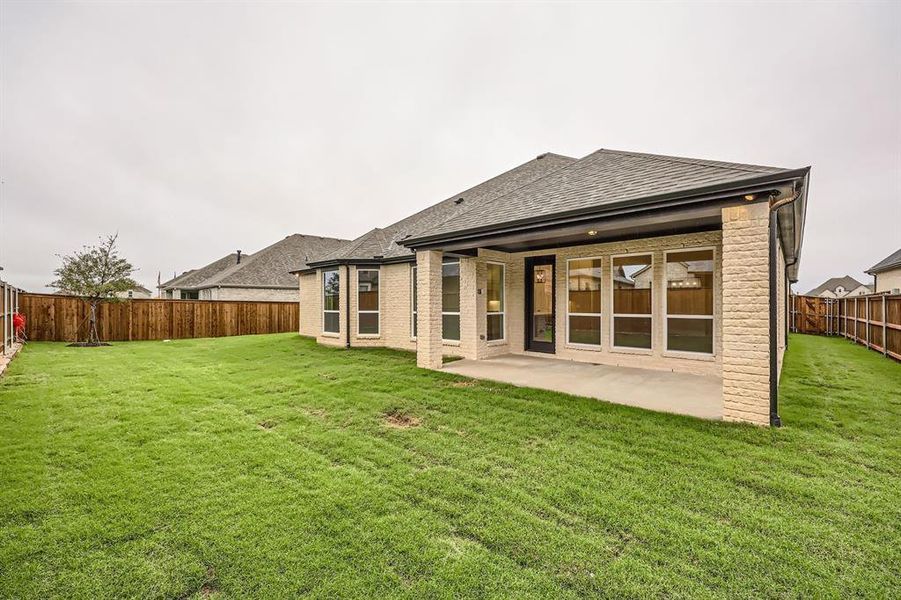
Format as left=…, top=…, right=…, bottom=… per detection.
left=207, top=234, right=348, bottom=287
left=866, top=249, right=901, bottom=274
left=410, top=149, right=798, bottom=241
left=308, top=152, right=576, bottom=265
left=163, top=234, right=348, bottom=290
left=160, top=254, right=246, bottom=290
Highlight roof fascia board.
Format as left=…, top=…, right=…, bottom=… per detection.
left=402, top=168, right=810, bottom=248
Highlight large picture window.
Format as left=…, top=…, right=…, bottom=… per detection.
left=567, top=258, right=602, bottom=346
left=411, top=265, right=417, bottom=338
left=357, top=269, right=379, bottom=335
left=486, top=263, right=505, bottom=341
left=612, top=254, right=652, bottom=349
left=442, top=258, right=460, bottom=341
left=666, top=249, right=714, bottom=354
left=323, top=269, right=340, bottom=334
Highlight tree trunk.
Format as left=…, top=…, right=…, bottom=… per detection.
left=88, top=302, right=100, bottom=345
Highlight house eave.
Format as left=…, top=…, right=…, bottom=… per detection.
left=401, top=168, right=811, bottom=249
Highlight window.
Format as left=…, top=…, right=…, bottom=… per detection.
left=666, top=249, right=714, bottom=354
left=486, top=263, right=505, bottom=341
left=612, top=254, right=652, bottom=349
left=357, top=269, right=379, bottom=335
left=442, top=258, right=460, bottom=341
left=182, top=290, right=199, bottom=300
left=567, top=258, right=602, bottom=346
left=323, top=269, right=340, bottom=334
left=411, top=265, right=417, bottom=338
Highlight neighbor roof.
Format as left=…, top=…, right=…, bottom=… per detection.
left=407, top=149, right=803, bottom=243
left=160, top=254, right=246, bottom=290
left=805, top=276, right=867, bottom=297
left=307, top=153, right=576, bottom=266
left=206, top=234, right=348, bottom=288
left=866, top=248, right=901, bottom=275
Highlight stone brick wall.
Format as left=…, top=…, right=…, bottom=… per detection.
left=721, top=203, right=771, bottom=425
left=416, top=251, right=443, bottom=369
left=299, top=273, right=319, bottom=338
left=205, top=287, right=299, bottom=302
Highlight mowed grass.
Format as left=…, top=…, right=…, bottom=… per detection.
left=1, top=334, right=899, bottom=599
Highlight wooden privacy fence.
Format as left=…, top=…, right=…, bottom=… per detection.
left=19, top=294, right=299, bottom=342
left=791, top=293, right=901, bottom=361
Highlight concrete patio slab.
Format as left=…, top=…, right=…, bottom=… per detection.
left=442, top=353, right=723, bottom=420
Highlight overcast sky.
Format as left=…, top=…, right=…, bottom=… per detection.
left=1, top=1, right=898, bottom=294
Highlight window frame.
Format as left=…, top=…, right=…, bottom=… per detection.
left=442, top=257, right=461, bottom=343
left=565, top=256, right=603, bottom=349
left=663, top=246, right=716, bottom=357
left=486, top=261, right=506, bottom=343
left=356, top=268, right=380, bottom=337
left=322, top=268, right=340, bottom=335
left=410, top=264, right=417, bottom=340
left=609, top=252, right=654, bottom=353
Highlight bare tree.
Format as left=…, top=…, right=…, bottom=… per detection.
left=50, top=234, right=137, bottom=346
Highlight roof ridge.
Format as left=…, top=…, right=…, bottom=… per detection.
left=596, top=148, right=787, bottom=175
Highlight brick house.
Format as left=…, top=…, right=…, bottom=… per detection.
left=294, top=149, right=810, bottom=427
left=866, top=249, right=901, bottom=294
left=161, top=234, right=347, bottom=301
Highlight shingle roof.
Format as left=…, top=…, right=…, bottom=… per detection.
left=805, top=276, right=867, bottom=297
left=205, top=234, right=348, bottom=288
left=162, top=234, right=348, bottom=290
left=410, top=149, right=798, bottom=242
left=160, top=254, right=246, bottom=290
left=308, top=153, right=576, bottom=265
left=866, top=248, right=901, bottom=274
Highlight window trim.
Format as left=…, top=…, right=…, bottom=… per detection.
left=322, top=268, right=340, bottom=335
left=486, top=261, right=506, bottom=343
left=565, top=256, right=603, bottom=349
left=610, top=252, right=654, bottom=353
left=442, top=257, right=461, bottom=343
left=410, top=265, right=417, bottom=340
left=356, top=267, right=380, bottom=337
left=663, top=246, right=716, bottom=358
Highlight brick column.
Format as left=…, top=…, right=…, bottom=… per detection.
left=721, top=203, right=771, bottom=425
left=416, top=250, right=443, bottom=369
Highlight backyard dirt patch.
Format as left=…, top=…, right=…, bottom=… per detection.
left=449, top=380, right=477, bottom=388
left=257, top=419, right=277, bottom=430
left=383, top=409, right=421, bottom=429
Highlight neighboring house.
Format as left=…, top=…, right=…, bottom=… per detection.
left=161, top=234, right=348, bottom=301
left=866, top=248, right=901, bottom=293
left=295, top=148, right=811, bottom=427
left=114, top=285, right=153, bottom=299
left=805, top=276, right=872, bottom=298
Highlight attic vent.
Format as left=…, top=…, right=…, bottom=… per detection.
left=454, top=198, right=465, bottom=205
left=536, top=153, right=547, bottom=160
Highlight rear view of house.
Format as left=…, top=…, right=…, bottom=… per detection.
left=296, top=149, right=810, bottom=427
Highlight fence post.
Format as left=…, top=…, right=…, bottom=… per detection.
left=854, top=297, right=858, bottom=344
left=883, top=296, right=888, bottom=357
left=865, top=296, right=870, bottom=348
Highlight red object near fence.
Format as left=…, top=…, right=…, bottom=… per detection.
left=13, top=313, right=26, bottom=339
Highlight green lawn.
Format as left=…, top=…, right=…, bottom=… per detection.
left=1, top=334, right=899, bottom=598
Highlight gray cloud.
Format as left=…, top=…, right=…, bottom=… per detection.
left=1, top=1, right=898, bottom=294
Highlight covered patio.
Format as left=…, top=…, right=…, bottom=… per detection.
left=443, top=353, right=723, bottom=420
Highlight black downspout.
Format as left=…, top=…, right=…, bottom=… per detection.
left=769, top=210, right=782, bottom=428
left=345, top=265, right=351, bottom=349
